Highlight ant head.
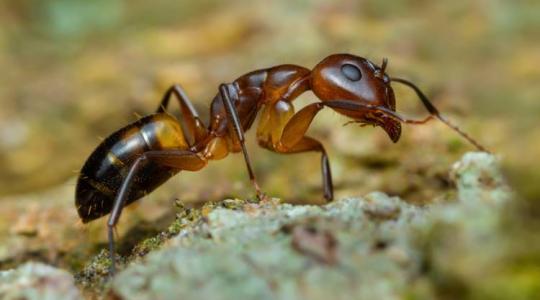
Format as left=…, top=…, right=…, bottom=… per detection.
left=311, top=54, right=401, bottom=142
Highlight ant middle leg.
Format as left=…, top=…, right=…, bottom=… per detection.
left=218, top=84, right=266, bottom=200
left=106, top=150, right=207, bottom=275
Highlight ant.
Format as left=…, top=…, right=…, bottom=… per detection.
left=75, top=53, right=488, bottom=274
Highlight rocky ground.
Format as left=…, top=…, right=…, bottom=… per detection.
left=3, top=152, right=538, bottom=300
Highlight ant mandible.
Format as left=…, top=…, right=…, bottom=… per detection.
left=75, top=53, right=488, bottom=274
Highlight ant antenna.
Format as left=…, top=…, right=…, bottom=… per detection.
left=375, top=58, right=389, bottom=80
left=381, top=57, right=388, bottom=74
left=390, top=77, right=490, bottom=153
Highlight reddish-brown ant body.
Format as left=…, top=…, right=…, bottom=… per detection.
left=75, top=53, right=487, bottom=274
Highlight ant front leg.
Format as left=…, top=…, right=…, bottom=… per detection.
left=218, top=84, right=266, bottom=201
left=106, top=150, right=207, bottom=275
left=156, top=84, right=208, bottom=146
left=261, top=102, right=334, bottom=201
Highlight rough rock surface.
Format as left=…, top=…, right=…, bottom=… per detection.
left=3, top=152, right=528, bottom=299
left=0, top=262, right=81, bottom=300
left=105, top=152, right=514, bottom=300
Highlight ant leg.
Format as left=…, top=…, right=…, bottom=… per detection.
left=156, top=84, right=208, bottom=145
left=256, top=102, right=332, bottom=200
left=277, top=103, right=333, bottom=201
left=106, top=150, right=206, bottom=275
left=280, top=103, right=324, bottom=147
left=274, top=136, right=333, bottom=201
left=218, top=84, right=265, bottom=200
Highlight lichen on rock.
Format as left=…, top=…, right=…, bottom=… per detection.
left=0, top=262, right=81, bottom=300
left=5, top=152, right=529, bottom=299
left=105, top=152, right=516, bottom=300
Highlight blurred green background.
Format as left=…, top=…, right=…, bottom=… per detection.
left=0, top=0, right=539, bottom=271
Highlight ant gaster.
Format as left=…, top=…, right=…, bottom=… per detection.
left=75, top=53, right=488, bottom=274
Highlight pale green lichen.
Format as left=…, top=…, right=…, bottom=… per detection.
left=112, top=194, right=421, bottom=299
left=75, top=198, right=257, bottom=292
left=106, top=152, right=517, bottom=300
left=75, top=249, right=116, bottom=295
left=0, top=262, right=81, bottom=300
left=6, top=152, right=533, bottom=300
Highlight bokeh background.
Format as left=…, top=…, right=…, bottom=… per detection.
left=0, top=0, right=539, bottom=273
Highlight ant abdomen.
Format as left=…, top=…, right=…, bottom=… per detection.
left=76, top=113, right=187, bottom=222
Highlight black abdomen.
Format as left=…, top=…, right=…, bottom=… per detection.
left=76, top=113, right=188, bottom=223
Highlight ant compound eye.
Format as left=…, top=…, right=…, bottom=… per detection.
left=341, top=64, right=362, bottom=81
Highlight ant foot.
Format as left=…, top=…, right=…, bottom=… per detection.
left=251, top=179, right=269, bottom=202
left=256, top=191, right=270, bottom=202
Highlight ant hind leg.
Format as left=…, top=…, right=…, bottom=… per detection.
left=106, top=150, right=207, bottom=275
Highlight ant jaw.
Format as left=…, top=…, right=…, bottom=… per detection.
left=381, top=118, right=402, bottom=143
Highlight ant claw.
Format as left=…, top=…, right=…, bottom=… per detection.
left=250, top=179, right=269, bottom=202
left=256, top=191, right=270, bottom=202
